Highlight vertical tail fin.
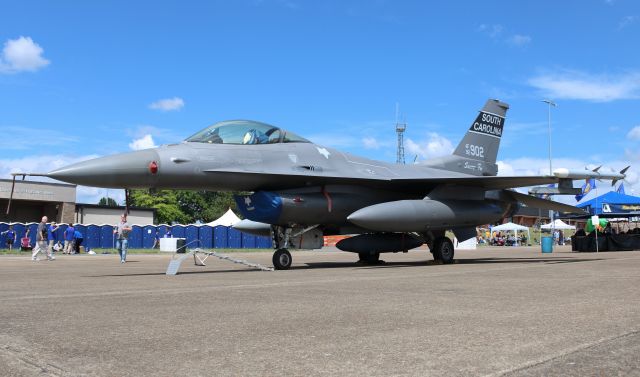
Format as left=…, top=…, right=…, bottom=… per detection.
left=423, top=99, right=509, bottom=176
left=452, top=99, right=509, bottom=175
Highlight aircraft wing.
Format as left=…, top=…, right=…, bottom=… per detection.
left=204, top=168, right=561, bottom=192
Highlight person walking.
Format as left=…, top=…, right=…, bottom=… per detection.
left=63, top=223, right=75, bottom=254
left=2, top=225, right=17, bottom=251
left=114, top=214, right=131, bottom=263
left=32, top=216, right=54, bottom=261
left=47, top=221, right=59, bottom=256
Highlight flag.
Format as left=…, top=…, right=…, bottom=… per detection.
left=575, top=178, right=595, bottom=202
left=617, top=183, right=625, bottom=195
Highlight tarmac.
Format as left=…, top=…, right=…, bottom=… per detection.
left=1, top=246, right=639, bottom=377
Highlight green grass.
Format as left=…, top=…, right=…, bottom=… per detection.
left=0, top=248, right=272, bottom=255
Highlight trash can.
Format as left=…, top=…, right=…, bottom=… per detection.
left=541, top=236, right=553, bottom=253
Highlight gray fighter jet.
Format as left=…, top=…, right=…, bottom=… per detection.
left=47, top=99, right=626, bottom=269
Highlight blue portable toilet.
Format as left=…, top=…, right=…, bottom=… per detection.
left=142, top=225, right=157, bottom=249
left=213, top=226, right=228, bottom=248
left=55, top=224, right=66, bottom=244
left=128, top=225, right=143, bottom=249
left=26, top=223, right=38, bottom=245
left=256, top=235, right=272, bottom=249
left=74, top=224, right=86, bottom=238
left=100, top=225, right=115, bottom=249
left=171, top=225, right=186, bottom=239
left=74, top=224, right=86, bottom=248
left=12, top=223, right=26, bottom=245
left=0, top=222, right=8, bottom=246
left=199, top=225, right=213, bottom=249
left=241, top=233, right=256, bottom=248
left=157, top=224, right=170, bottom=238
left=227, top=227, right=242, bottom=248
left=185, top=225, right=199, bottom=248
left=86, top=224, right=101, bottom=249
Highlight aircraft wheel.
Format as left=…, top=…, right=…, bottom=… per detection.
left=433, top=237, right=454, bottom=264
left=273, top=249, right=292, bottom=270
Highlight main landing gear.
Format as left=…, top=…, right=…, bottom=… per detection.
left=357, top=252, right=380, bottom=265
left=272, top=249, right=292, bottom=270
left=271, top=226, right=293, bottom=270
left=431, top=236, right=454, bottom=264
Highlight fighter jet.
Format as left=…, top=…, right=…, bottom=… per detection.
left=46, top=99, right=626, bottom=269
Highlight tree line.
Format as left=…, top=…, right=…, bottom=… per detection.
left=98, top=190, right=238, bottom=224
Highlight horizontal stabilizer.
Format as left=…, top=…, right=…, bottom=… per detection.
left=507, top=191, right=586, bottom=214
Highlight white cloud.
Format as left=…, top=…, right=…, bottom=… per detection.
left=618, top=15, right=636, bottom=30
left=478, top=24, right=503, bottom=38
left=528, top=70, right=640, bottom=102
left=0, top=36, right=50, bottom=74
left=149, top=97, right=184, bottom=111
left=0, top=126, right=78, bottom=150
left=627, top=125, right=640, bottom=140
left=362, top=137, right=380, bottom=149
left=406, top=133, right=454, bottom=160
left=128, top=134, right=156, bottom=150
left=507, top=34, right=531, bottom=47
left=0, top=154, right=126, bottom=204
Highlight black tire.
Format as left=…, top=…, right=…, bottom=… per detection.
left=432, top=237, right=454, bottom=264
left=272, top=249, right=292, bottom=270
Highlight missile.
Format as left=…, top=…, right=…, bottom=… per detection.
left=552, top=166, right=629, bottom=184
left=336, top=233, right=424, bottom=254
left=347, top=199, right=511, bottom=233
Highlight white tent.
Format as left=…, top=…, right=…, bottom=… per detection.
left=490, top=222, right=530, bottom=246
left=206, top=209, right=241, bottom=227
left=541, top=219, right=576, bottom=230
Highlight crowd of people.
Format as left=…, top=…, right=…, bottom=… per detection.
left=1, top=214, right=131, bottom=264
left=479, top=232, right=528, bottom=246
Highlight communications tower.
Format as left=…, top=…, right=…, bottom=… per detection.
left=395, top=103, right=406, bottom=164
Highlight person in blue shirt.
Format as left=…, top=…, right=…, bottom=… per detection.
left=74, top=230, right=84, bottom=254
left=47, top=221, right=59, bottom=256
left=2, top=225, right=17, bottom=251
left=63, top=223, right=75, bottom=254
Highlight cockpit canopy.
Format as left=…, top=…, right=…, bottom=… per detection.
left=185, top=120, right=310, bottom=145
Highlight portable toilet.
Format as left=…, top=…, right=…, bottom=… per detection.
left=86, top=224, right=101, bottom=249
left=74, top=224, right=86, bottom=250
left=100, top=225, right=115, bottom=249
left=12, top=223, right=26, bottom=245
left=0, top=222, right=8, bottom=246
left=142, top=225, right=157, bottom=249
left=55, top=224, right=66, bottom=244
left=256, top=236, right=272, bottom=249
left=171, top=224, right=186, bottom=239
left=74, top=224, right=87, bottom=238
left=198, top=225, right=213, bottom=249
left=241, top=233, right=256, bottom=248
left=227, top=227, right=242, bottom=248
left=213, top=226, right=228, bottom=248
left=128, top=225, right=143, bottom=249
left=158, top=224, right=170, bottom=238
left=26, top=223, right=38, bottom=245
left=185, top=225, right=199, bottom=248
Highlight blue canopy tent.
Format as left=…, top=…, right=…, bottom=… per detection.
left=577, top=191, right=640, bottom=217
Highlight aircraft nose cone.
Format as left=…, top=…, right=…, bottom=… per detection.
left=47, top=149, right=160, bottom=188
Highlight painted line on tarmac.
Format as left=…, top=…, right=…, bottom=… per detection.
left=484, top=329, right=640, bottom=377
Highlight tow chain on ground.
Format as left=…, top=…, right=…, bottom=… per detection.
left=166, top=248, right=274, bottom=275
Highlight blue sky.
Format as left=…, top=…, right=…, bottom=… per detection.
left=1, top=0, right=639, bottom=204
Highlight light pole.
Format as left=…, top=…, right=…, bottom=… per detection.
left=542, top=99, right=557, bottom=245
left=542, top=99, right=557, bottom=175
